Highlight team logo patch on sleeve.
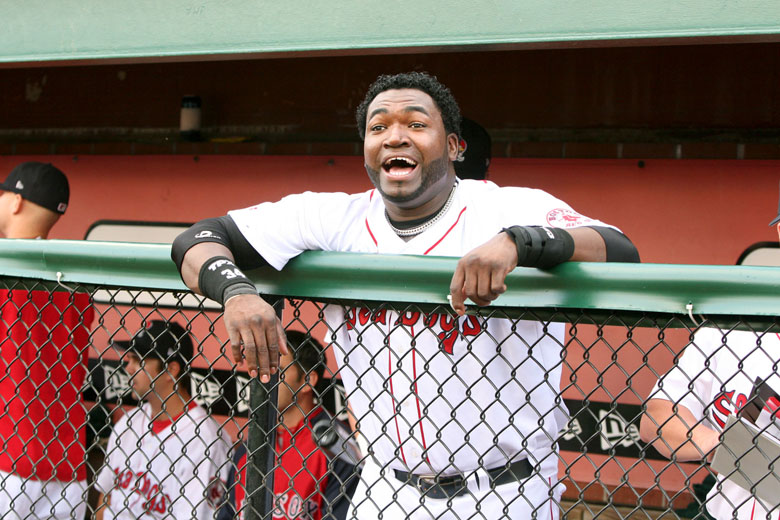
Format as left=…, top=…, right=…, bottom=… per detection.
left=546, top=208, right=594, bottom=228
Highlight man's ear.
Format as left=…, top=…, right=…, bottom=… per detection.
left=447, top=133, right=459, bottom=161
left=302, top=370, right=319, bottom=395
left=167, top=360, right=183, bottom=380
left=10, top=193, right=23, bottom=215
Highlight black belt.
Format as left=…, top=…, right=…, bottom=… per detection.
left=393, top=458, right=533, bottom=499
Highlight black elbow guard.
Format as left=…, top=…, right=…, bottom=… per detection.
left=171, top=217, right=234, bottom=271
left=590, top=226, right=640, bottom=263
left=171, top=215, right=268, bottom=272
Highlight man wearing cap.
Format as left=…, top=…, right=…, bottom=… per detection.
left=95, top=320, right=230, bottom=520
left=218, top=330, right=358, bottom=520
left=0, top=162, right=95, bottom=519
left=453, top=117, right=492, bottom=181
left=0, top=161, right=70, bottom=239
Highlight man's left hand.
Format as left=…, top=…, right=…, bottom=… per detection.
left=449, top=232, right=517, bottom=316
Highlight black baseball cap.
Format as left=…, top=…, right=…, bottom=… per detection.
left=0, top=162, right=69, bottom=214
left=454, top=118, right=492, bottom=181
left=120, top=320, right=194, bottom=368
left=771, top=182, right=780, bottom=226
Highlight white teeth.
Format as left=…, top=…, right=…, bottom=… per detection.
left=384, top=156, right=418, bottom=167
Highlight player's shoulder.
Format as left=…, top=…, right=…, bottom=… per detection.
left=459, top=179, right=556, bottom=202
left=686, top=326, right=757, bottom=364
left=231, top=189, right=370, bottom=217
left=693, top=326, right=755, bottom=350
left=178, top=404, right=228, bottom=439
left=112, top=404, right=149, bottom=435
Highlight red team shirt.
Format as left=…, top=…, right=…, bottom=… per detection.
left=227, top=408, right=355, bottom=520
left=0, top=290, right=94, bottom=481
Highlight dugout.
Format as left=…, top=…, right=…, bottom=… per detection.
left=1, top=2, right=780, bottom=518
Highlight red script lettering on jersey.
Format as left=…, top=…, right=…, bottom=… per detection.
left=345, top=307, right=483, bottom=355
left=113, top=468, right=171, bottom=515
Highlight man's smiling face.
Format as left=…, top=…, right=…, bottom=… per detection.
left=363, top=88, right=458, bottom=217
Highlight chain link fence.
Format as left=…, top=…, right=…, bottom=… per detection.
left=1, top=242, right=779, bottom=519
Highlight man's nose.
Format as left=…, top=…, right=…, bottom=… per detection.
left=384, top=123, right=409, bottom=147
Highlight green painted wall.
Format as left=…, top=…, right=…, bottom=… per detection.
left=2, top=0, right=779, bottom=65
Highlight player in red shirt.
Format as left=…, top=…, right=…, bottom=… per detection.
left=0, top=162, right=95, bottom=519
left=219, top=330, right=358, bottom=520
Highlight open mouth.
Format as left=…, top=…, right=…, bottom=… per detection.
left=382, top=156, right=419, bottom=178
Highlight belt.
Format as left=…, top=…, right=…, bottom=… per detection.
left=393, top=458, right=533, bottom=500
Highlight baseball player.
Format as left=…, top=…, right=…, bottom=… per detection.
left=0, top=162, right=95, bottom=519
left=454, top=117, right=492, bottom=181
left=171, top=72, right=639, bottom=519
left=640, top=201, right=780, bottom=520
left=95, top=320, right=230, bottom=519
left=218, top=330, right=358, bottom=520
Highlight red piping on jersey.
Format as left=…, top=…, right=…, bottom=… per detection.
left=366, top=190, right=378, bottom=247
left=388, top=338, right=407, bottom=465
left=549, top=477, right=554, bottom=519
left=410, top=326, right=430, bottom=464
left=365, top=219, right=378, bottom=247
left=424, top=207, right=467, bottom=255
left=750, top=499, right=755, bottom=519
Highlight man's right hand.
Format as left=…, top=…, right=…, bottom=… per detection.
left=224, top=293, right=288, bottom=382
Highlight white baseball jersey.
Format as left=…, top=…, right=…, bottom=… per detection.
left=96, top=402, right=231, bottom=519
left=650, top=328, right=780, bottom=520
left=230, top=180, right=616, bottom=516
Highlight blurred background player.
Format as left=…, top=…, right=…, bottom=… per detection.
left=95, top=320, right=230, bottom=519
left=453, top=117, right=492, bottom=181
left=0, top=162, right=95, bottom=519
left=640, top=192, right=780, bottom=520
left=219, top=330, right=358, bottom=520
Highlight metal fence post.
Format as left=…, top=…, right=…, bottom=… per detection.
left=245, top=296, right=283, bottom=520
left=246, top=376, right=278, bottom=520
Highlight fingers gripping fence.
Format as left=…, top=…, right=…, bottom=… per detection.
left=2, top=241, right=780, bottom=520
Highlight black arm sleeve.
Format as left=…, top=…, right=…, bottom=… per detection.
left=170, top=215, right=268, bottom=272
left=588, top=226, right=641, bottom=263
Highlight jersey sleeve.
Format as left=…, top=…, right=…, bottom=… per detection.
left=228, top=191, right=366, bottom=271
left=649, top=327, right=721, bottom=420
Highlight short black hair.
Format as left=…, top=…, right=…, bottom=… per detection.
left=355, top=72, right=461, bottom=140
left=286, top=330, right=325, bottom=381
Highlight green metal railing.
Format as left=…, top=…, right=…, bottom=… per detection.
left=3, top=238, right=780, bottom=322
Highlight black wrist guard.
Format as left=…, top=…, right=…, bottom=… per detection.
left=502, top=226, right=575, bottom=269
left=198, top=256, right=257, bottom=305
